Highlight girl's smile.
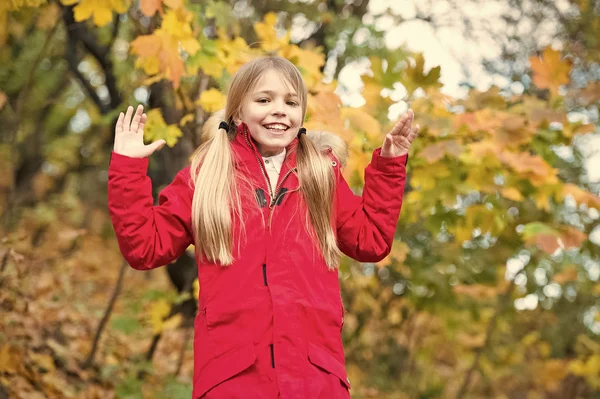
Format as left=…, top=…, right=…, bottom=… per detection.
left=235, top=69, right=303, bottom=157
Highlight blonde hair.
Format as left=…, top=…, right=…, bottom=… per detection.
left=190, top=56, right=341, bottom=268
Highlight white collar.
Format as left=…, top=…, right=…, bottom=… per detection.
left=262, top=148, right=286, bottom=173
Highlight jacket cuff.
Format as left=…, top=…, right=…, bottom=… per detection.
left=371, top=148, right=409, bottom=173
left=109, top=152, right=149, bottom=174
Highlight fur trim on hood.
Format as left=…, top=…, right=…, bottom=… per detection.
left=201, top=110, right=348, bottom=168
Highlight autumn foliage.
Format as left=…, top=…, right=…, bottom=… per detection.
left=1, top=0, right=599, bottom=398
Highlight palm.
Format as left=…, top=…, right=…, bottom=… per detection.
left=113, top=105, right=165, bottom=158
left=381, top=109, right=419, bottom=158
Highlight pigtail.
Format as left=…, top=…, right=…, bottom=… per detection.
left=297, top=133, right=342, bottom=269
left=190, top=111, right=240, bottom=265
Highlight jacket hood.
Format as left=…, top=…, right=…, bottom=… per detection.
left=201, top=109, right=348, bottom=168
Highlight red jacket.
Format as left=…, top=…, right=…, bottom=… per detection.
left=108, top=124, right=408, bottom=398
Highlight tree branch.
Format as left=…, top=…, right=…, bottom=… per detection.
left=61, top=4, right=122, bottom=113
left=83, top=261, right=128, bottom=369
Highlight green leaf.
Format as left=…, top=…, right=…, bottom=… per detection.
left=111, top=316, right=141, bottom=335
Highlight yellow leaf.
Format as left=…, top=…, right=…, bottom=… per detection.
left=500, top=187, right=523, bottom=201
left=163, top=0, right=182, bottom=9
left=29, top=351, right=55, bottom=372
left=0, top=345, right=21, bottom=374
left=162, top=314, right=182, bottom=331
left=279, top=44, right=326, bottom=89
left=59, top=0, right=78, bottom=5
left=253, top=12, right=289, bottom=52
left=144, top=109, right=183, bottom=147
left=193, top=278, right=200, bottom=299
left=181, top=38, right=201, bottom=55
left=149, top=299, right=171, bottom=334
left=456, top=332, right=486, bottom=348
left=530, top=47, right=572, bottom=94
left=135, top=55, right=160, bottom=75
left=341, top=107, right=381, bottom=139
left=72, top=0, right=127, bottom=27
left=36, top=2, right=60, bottom=30
left=161, top=9, right=193, bottom=40
left=165, top=125, right=183, bottom=147
left=196, top=88, right=226, bottom=113
left=8, top=0, right=48, bottom=8
left=179, top=113, right=194, bottom=127
left=0, top=91, right=6, bottom=110
left=377, top=241, right=409, bottom=268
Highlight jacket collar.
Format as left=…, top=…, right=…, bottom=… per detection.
left=231, top=123, right=299, bottom=172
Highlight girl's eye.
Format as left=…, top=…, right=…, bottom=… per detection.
left=257, top=98, right=269, bottom=103
left=287, top=101, right=299, bottom=106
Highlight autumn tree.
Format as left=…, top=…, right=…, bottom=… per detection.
left=0, top=0, right=599, bottom=398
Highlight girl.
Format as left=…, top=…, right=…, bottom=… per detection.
left=108, top=56, right=419, bottom=398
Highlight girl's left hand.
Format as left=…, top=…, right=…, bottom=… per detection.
left=380, top=109, right=419, bottom=158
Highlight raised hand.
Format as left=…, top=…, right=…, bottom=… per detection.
left=380, top=109, right=419, bottom=158
left=113, top=105, right=166, bottom=158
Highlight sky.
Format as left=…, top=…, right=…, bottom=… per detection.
left=336, top=0, right=600, bottom=183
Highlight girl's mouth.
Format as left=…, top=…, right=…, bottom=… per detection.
left=263, top=123, right=289, bottom=132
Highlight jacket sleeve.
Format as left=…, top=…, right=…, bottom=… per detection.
left=334, top=148, right=408, bottom=262
left=108, top=152, right=194, bottom=270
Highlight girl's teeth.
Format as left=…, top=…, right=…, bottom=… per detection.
left=265, top=125, right=287, bottom=131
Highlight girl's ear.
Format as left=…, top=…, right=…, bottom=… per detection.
left=232, top=112, right=242, bottom=126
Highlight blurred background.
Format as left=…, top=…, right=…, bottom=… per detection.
left=1, top=0, right=599, bottom=398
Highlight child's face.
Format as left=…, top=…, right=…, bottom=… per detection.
left=236, top=69, right=303, bottom=157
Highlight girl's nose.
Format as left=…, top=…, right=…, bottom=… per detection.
left=271, top=100, right=287, bottom=116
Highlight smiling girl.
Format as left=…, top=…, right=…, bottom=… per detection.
left=108, top=56, right=419, bottom=398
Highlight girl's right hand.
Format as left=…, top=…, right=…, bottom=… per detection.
left=113, top=105, right=166, bottom=158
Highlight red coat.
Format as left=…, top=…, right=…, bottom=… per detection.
left=108, top=124, right=408, bottom=398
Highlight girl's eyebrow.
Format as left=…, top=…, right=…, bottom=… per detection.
left=254, top=90, right=298, bottom=97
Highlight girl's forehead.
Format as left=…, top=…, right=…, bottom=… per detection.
left=252, top=69, right=298, bottom=95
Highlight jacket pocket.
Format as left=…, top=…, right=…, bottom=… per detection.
left=194, top=343, right=257, bottom=398
left=307, top=342, right=351, bottom=389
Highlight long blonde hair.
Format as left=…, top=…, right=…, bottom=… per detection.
left=190, top=56, right=341, bottom=268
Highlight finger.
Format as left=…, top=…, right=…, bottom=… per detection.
left=130, top=105, right=144, bottom=133
left=407, top=124, right=419, bottom=142
left=147, top=139, right=166, bottom=154
left=137, top=113, right=147, bottom=134
left=115, top=112, right=124, bottom=134
left=123, top=106, right=134, bottom=132
left=390, top=109, right=414, bottom=136
left=381, top=134, right=393, bottom=154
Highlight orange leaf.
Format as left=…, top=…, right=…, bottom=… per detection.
left=552, top=265, right=578, bottom=284
left=562, top=183, right=600, bottom=209
left=559, top=227, right=587, bottom=249
left=131, top=31, right=184, bottom=88
left=140, top=0, right=162, bottom=16
left=500, top=151, right=556, bottom=178
left=420, top=140, right=462, bottom=163
left=453, top=284, right=497, bottom=300
left=534, top=234, right=561, bottom=254
left=578, top=82, right=600, bottom=106
left=530, top=47, right=572, bottom=94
